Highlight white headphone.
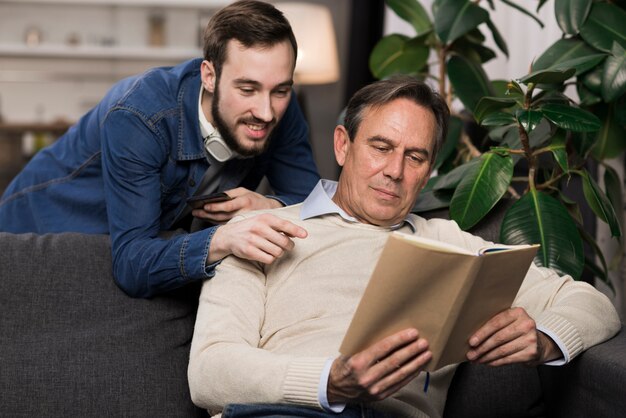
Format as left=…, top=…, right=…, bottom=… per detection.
left=204, top=131, right=233, bottom=162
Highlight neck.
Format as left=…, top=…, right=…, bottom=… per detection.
left=201, top=88, right=214, bottom=125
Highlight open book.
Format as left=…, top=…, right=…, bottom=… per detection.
left=339, top=232, right=539, bottom=371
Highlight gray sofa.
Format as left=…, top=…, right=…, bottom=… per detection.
left=1, top=231, right=625, bottom=417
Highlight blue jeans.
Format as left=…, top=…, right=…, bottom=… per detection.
left=222, top=403, right=391, bottom=418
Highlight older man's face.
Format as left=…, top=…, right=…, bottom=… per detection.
left=332, top=98, right=436, bottom=227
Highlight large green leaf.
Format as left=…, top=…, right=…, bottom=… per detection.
left=582, top=66, right=603, bottom=95
left=516, top=109, right=543, bottom=133
left=474, top=96, right=517, bottom=123
left=434, top=0, right=489, bottom=44
left=387, top=0, right=433, bottom=35
left=571, top=131, right=597, bottom=158
left=540, top=103, right=601, bottom=132
left=451, top=36, right=497, bottom=64
left=591, top=104, right=626, bottom=159
left=500, top=191, right=584, bottom=279
left=481, top=112, right=517, bottom=127
left=577, top=81, right=603, bottom=106
left=602, top=42, right=626, bottom=102
left=528, top=119, right=553, bottom=149
left=412, top=188, right=453, bottom=212
left=604, top=164, right=625, bottom=248
left=545, top=130, right=569, bottom=173
left=485, top=18, right=508, bottom=57
left=580, top=169, right=622, bottom=237
left=555, top=0, right=592, bottom=35
left=532, top=38, right=598, bottom=71
left=434, top=115, right=462, bottom=170
left=430, top=157, right=481, bottom=190
left=448, top=54, right=494, bottom=113
left=579, top=2, right=626, bottom=53
left=369, top=34, right=430, bottom=79
left=518, top=68, right=575, bottom=85
left=450, top=152, right=513, bottom=229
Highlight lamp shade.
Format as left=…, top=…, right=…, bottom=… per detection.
left=278, top=2, right=340, bottom=84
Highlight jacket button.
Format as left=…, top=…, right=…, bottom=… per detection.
left=188, top=178, right=196, bottom=187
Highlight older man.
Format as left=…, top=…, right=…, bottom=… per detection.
left=188, top=77, right=620, bottom=418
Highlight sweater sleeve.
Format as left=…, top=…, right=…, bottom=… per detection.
left=512, top=264, right=620, bottom=361
left=188, top=255, right=327, bottom=413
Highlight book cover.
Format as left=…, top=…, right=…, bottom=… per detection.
left=339, top=232, right=540, bottom=371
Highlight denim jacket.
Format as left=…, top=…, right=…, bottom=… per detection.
left=0, top=58, right=320, bottom=297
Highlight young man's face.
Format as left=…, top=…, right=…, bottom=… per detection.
left=333, top=98, right=436, bottom=227
left=202, top=39, right=295, bottom=157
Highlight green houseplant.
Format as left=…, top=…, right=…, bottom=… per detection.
left=369, top=0, right=626, bottom=287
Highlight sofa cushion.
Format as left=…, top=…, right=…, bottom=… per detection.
left=0, top=232, right=206, bottom=418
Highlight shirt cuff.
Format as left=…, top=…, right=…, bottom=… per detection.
left=318, top=358, right=346, bottom=413
left=537, top=325, right=568, bottom=366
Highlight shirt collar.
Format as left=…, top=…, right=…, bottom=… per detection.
left=198, top=84, right=215, bottom=139
left=198, top=86, right=237, bottom=162
left=300, top=179, right=416, bottom=232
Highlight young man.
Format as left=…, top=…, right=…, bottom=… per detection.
left=188, top=76, right=620, bottom=417
left=0, top=1, right=319, bottom=298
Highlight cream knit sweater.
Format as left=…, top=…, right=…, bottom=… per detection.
left=188, top=204, right=620, bottom=418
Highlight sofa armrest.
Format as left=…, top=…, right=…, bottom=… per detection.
left=539, top=326, right=626, bottom=418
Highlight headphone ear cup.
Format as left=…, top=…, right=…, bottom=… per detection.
left=204, top=134, right=233, bottom=162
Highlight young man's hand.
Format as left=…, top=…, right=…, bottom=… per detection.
left=466, top=307, right=562, bottom=366
left=327, top=328, right=431, bottom=403
left=207, top=213, right=307, bottom=265
left=192, top=187, right=283, bottom=224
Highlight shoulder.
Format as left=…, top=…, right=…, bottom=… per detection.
left=230, top=204, right=304, bottom=225
left=108, top=59, right=201, bottom=112
left=409, top=213, right=491, bottom=251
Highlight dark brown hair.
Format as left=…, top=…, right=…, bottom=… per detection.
left=203, top=0, right=298, bottom=77
left=343, top=76, right=450, bottom=163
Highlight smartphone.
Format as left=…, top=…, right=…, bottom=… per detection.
left=186, top=192, right=232, bottom=209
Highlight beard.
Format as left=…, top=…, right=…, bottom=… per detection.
left=211, top=81, right=274, bottom=158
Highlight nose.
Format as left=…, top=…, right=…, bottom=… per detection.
left=251, top=93, right=273, bottom=122
left=383, top=152, right=404, bottom=181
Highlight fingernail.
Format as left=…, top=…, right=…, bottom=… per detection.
left=407, top=329, right=418, bottom=338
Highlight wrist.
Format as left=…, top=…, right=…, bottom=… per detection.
left=206, top=225, right=228, bottom=264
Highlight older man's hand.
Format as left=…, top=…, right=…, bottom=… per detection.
left=327, top=328, right=432, bottom=404
left=466, top=307, right=562, bottom=366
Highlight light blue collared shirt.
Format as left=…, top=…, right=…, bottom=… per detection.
left=300, top=179, right=416, bottom=232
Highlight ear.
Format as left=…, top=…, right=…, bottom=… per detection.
left=333, top=125, right=350, bottom=167
left=200, top=60, right=217, bottom=93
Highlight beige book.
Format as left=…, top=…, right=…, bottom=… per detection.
left=339, top=231, right=540, bottom=371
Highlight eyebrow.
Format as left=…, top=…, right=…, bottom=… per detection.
left=368, top=135, right=430, bottom=159
left=232, top=78, right=294, bottom=88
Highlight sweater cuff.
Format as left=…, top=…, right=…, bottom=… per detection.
left=283, top=357, right=328, bottom=409
left=536, top=311, right=584, bottom=362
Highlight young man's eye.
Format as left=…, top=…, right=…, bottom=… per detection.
left=239, top=87, right=255, bottom=94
